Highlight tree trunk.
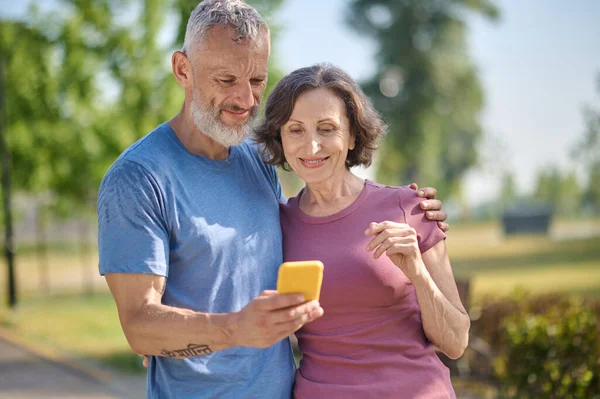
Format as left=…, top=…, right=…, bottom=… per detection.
left=36, top=204, right=50, bottom=296
left=0, top=57, right=17, bottom=308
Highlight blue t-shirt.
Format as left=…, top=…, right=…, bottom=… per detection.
left=97, top=123, right=295, bottom=399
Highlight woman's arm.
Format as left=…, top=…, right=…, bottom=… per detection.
left=366, top=222, right=470, bottom=359
left=408, top=241, right=470, bottom=359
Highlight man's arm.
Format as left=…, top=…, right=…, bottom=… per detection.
left=106, top=273, right=323, bottom=359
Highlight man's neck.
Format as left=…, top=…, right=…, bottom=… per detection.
left=168, top=106, right=229, bottom=160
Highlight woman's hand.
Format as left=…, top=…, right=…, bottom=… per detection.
left=365, top=221, right=425, bottom=280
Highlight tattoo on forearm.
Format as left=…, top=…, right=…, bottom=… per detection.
left=160, top=344, right=212, bottom=358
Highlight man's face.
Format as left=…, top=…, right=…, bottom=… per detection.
left=188, top=26, right=270, bottom=147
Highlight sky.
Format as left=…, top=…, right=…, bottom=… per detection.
left=2, top=0, right=599, bottom=205
left=276, top=0, right=600, bottom=204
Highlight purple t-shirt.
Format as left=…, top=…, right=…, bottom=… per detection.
left=280, top=180, right=455, bottom=399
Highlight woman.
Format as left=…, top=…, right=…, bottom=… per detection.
left=254, top=64, right=470, bottom=399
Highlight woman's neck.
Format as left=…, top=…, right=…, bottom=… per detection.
left=299, top=171, right=365, bottom=217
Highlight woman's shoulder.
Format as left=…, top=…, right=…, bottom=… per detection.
left=366, top=181, right=421, bottom=206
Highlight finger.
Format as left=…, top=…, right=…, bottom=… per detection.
left=366, top=228, right=412, bottom=251
left=373, top=237, right=396, bottom=259
left=418, top=187, right=437, bottom=200
left=437, top=221, right=450, bottom=232
left=272, top=300, right=322, bottom=325
left=143, top=356, right=149, bottom=368
left=275, top=306, right=324, bottom=334
left=424, top=210, right=448, bottom=222
left=254, top=293, right=306, bottom=311
left=408, top=182, right=418, bottom=191
left=420, top=199, right=442, bottom=211
left=384, top=239, right=418, bottom=257
left=365, top=221, right=409, bottom=236
left=373, top=236, right=414, bottom=259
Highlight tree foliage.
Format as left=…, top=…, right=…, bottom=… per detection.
left=1, top=0, right=286, bottom=214
left=572, top=75, right=600, bottom=210
left=345, top=0, right=499, bottom=197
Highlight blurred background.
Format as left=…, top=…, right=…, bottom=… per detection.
left=0, top=0, right=598, bottom=398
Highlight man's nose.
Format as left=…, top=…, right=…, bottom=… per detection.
left=232, top=81, right=254, bottom=110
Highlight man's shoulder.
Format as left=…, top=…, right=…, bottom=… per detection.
left=100, top=123, right=173, bottom=191
left=236, top=139, right=275, bottom=172
left=237, top=138, right=263, bottom=159
left=118, top=123, right=173, bottom=166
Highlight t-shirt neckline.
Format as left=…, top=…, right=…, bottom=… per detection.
left=288, top=180, right=374, bottom=224
left=163, top=122, right=239, bottom=169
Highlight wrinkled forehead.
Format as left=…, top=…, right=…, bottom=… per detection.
left=189, top=25, right=270, bottom=67
left=282, top=89, right=348, bottom=129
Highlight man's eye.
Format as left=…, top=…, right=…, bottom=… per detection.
left=219, top=79, right=234, bottom=84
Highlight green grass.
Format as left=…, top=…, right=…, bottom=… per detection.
left=446, top=224, right=600, bottom=301
left=0, top=292, right=145, bottom=373
left=1, top=219, right=599, bottom=372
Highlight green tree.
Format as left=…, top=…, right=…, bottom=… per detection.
left=572, top=76, right=600, bottom=211
left=558, top=171, right=582, bottom=216
left=1, top=0, right=286, bottom=212
left=1, top=0, right=288, bottom=302
left=499, top=171, right=517, bottom=204
left=346, top=0, right=499, bottom=198
left=533, top=167, right=582, bottom=216
left=585, top=161, right=600, bottom=210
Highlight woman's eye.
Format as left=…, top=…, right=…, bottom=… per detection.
left=289, top=129, right=302, bottom=134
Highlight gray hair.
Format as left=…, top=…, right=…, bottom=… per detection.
left=182, top=0, right=269, bottom=52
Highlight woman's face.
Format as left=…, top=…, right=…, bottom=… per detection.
left=280, top=88, right=355, bottom=185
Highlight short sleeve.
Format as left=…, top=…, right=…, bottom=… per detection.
left=270, top=166, right=286, bottom=202
left=246, top=139, right=285, bottom=201
left=97, top=160, right=170, bottom=276
left=398, top=187, right=446, bottom=253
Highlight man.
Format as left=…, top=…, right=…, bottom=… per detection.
left=97, top=1, right=448, bottom=398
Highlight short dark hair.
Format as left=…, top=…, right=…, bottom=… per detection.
left=254, top=63, right=386, bottom=170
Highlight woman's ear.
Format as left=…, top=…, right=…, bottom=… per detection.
left=348, top=134, right=356, bottom=151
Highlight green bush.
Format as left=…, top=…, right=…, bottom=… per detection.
left=494, top=297, right=600, bottom=398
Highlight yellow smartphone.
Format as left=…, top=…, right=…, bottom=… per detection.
left=277, top=261, right=324, bottom=301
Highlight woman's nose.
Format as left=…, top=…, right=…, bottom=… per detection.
left=307, top=131, right=321, bottom=154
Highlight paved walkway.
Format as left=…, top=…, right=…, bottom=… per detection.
left=0, top=337, right=145, bottom=399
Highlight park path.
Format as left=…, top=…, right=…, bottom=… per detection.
left=0, top=336, right=145, bottom=399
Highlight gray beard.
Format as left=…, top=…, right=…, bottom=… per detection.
left=191, top=94, right=257, bottom=148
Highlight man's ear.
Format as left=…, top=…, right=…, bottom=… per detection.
left=172, top=51, right=192, bottom=87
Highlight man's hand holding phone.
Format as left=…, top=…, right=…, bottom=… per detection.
left=227, top=289, right=323, bottom=349
left=139, top=261, right=325, bottom=365
left=223, top=260, right=326, bottom=349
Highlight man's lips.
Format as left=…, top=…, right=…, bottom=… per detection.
left=222, top=109, right=250, bottom=121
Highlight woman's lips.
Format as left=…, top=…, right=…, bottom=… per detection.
left=299, top=157, right=329, bottom=168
